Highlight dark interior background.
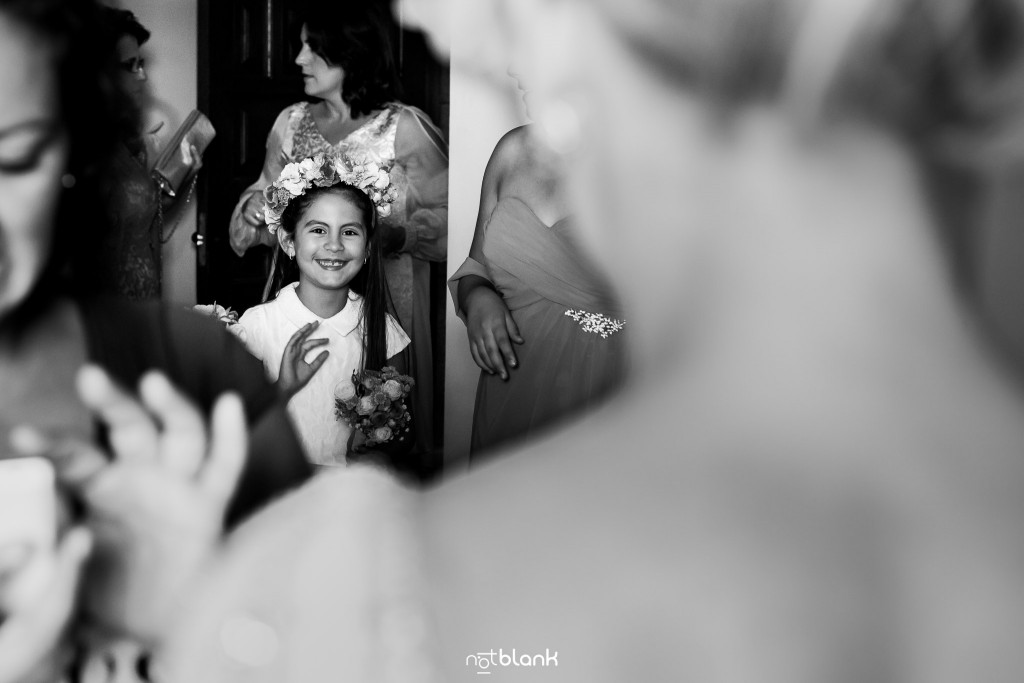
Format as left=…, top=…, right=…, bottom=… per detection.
left=195, top=0, right=449, bottom=313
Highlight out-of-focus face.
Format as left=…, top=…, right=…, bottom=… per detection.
left=296, top=25, right=345, bottom=101
left=401, top=0, right=708, bottom=299
left=116, top=35, right=147, bottom=106
left=0, top=13, right=68, bottom=322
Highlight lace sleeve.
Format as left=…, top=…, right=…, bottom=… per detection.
left=393, top=107, right=448, bottom=263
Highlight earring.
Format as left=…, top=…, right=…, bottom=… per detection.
left=288, top=249, right=295, bottom=260
left=61, top=173, right=76, bottom=189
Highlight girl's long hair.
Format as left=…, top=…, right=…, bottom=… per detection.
left=278, top=184, right=395, bottom=371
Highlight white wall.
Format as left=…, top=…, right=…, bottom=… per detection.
left=117, top=0, right=199, bottom=306
left=443, top=75, right=525, bottom=468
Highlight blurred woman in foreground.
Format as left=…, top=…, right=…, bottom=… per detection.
left=0, top=0, right=308, bottom=679
left=101, top=0, right=1024, bottom=680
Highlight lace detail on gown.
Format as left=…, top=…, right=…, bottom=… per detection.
left=290, top=103, right=400, bottom=177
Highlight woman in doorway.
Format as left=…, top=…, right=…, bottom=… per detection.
left=229, top=1, right=448, bottom=471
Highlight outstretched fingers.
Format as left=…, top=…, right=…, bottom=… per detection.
left=305, top=349, right=329, bottom=377
left=470, top=338, right=496, bottom=375
left=200, top=393, right=247, bottom=506
left=138, top=371, right=208, bottom=477
left=8, top=427, right=106, bottom=492
left=298, top=337, right=330, bottom=360
left=505, top=310, right=525, bottom=345
left=483, top=332, right=509, bottom=380
left=284, top=321, right=321, bottom=358
left=76, top=365, right=158, bottom=465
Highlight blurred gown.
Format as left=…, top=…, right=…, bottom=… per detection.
left=157, top=466, right=440, bottom=683
left=449, top=198, right=627, bottom=456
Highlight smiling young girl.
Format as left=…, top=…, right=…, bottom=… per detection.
left=229, top=2, right=448, bottom=465
left=233, top=154, right=410, bottom=466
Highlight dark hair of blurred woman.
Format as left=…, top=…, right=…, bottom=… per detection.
left=1, top=0, right=139, bottom=329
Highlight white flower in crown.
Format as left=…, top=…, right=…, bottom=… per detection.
left=263, top=152, right=399, bottom=233
left=338, top=152, right=399, bottom=218
left=277, top=164, right=305, bottom=195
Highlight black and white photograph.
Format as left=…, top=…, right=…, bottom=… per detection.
left=2, top=0, right=1024, bottom=680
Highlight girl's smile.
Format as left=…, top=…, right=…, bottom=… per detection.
left=278, top=190, right=369, bottom=318
left=314, top=258, right=350, bottom=270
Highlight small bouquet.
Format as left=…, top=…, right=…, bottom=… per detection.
left=192, top=302, right=239, bottom=326
left=335, top=366, right=415, bottom=451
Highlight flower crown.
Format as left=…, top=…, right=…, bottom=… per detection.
left=263, top=152, right=399, bottom=233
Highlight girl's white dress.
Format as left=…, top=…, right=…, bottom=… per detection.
left=232, top=283, right=410, bottom=466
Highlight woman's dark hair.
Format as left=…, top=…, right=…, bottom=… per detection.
left=1, top=0, right=140, bottom=327
left=100, top=6, right=150, bottom=46
left=299, top=1, right=400, bottom=117
left=278, top=183, right=396, bottom=372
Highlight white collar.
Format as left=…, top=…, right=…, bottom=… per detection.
left=277, top=283, right=364, bottom=338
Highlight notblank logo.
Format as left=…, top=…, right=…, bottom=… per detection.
left=466, top=649, right=559, bottom=675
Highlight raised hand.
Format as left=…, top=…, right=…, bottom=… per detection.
left=0, top=528, right=91, bottom=683
left=10, top=365, right=247, bottom=646
left=465, top=286, right=523, bottom=380
left=277, top=321, right=330, bottom=399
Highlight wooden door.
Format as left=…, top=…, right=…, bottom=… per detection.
left=196, top=0, right=304, bottom=311
left=196, top=0, right=450, bottom=476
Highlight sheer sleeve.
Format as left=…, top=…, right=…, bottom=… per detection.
left=447, top=257, right=491, bottom=323
left=229, top=106, right=300, bottom=257
left=385, top=313, right=412, bottom=358
left=447, top=126, right=513, bottom=322
left=393, top=107, right=448, bottom=263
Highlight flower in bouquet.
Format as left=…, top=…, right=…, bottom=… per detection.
left=192, top=302, right=238, bottom=326
left=263, top=151, right=399, bottom=232
left=335, top=366, right=415, bottom=449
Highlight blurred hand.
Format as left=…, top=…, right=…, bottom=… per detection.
left=0, top=528, right=92, bottom=683
left=10, top=366, right=247, bottom=646
left=277, top=322, right=329, bottom=399
left=179, top=141, right=203, bottom=174
left=464, top=286, right=523, bottom=380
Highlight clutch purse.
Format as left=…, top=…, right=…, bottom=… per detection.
left=151, top=109, right=216, bottom=197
